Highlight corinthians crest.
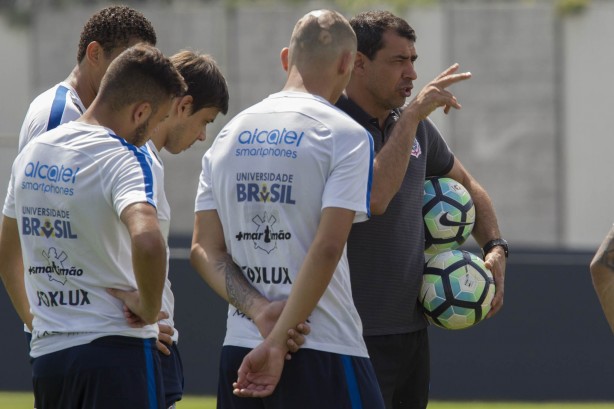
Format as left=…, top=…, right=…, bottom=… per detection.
left=235, top=212, right=292, bottom=254
left=252, top=212, right=279, bottom=254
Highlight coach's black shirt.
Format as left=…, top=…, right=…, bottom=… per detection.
left=336, top=95, right=455, bottom=335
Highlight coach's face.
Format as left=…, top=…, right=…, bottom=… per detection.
left=363, top=30, right=417, bottom=112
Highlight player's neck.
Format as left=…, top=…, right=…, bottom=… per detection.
left=66, top=64, right=97, bottom=110
left=148, top=131, right=166, bottom=152
left=284, top=68, right=341, bottom=104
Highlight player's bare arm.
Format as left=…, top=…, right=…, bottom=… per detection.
left=191, top=210, right=310, bottom=353
left=108, top=202, right=167, bottom=324
left=446, top=159, right=506, bottom=318
left=590, top=225, right=614, bottom=333
left=0, top=216, right=32, bottom=330
left=233, top=207, right=355, bottom=398
left=370, top=64, right=471, bottom=215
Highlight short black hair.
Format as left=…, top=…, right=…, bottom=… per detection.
left=99, top=44, right=186, bottom=114
left=350, top=10, right=416, bottom=60
left=77, top=6, right=157, bottom=63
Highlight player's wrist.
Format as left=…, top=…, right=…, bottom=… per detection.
left=245, top=296, right=270, bottom=322
left=482, top=238, right=509, bottom=259
left=264, top=331, right=291, bottom=354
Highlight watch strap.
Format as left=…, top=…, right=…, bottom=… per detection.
left=482, top=238, right=508, bottom=258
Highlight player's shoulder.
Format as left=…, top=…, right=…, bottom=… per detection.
left=27, top=82, right=73, bottom=111
left=22, top=83, right=83, bottom=129
left=324, top=104, right=372, bottom=142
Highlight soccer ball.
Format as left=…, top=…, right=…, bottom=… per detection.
left=423, top=177, right=475, bottom=256
left=420, top=250, right=495, bottom=330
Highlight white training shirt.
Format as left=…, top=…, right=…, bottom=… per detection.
left=18, top=81, right=85, bottom=153
left=17, top=82, right=85, bottom=334
left=144, top=140, right=178, bottom=343
left=3, top=121, right=159, bottom=357
left=195, top=91, right=374, bottom=357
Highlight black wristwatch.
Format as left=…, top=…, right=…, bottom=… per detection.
left=482, top=238, right=508, bottom=259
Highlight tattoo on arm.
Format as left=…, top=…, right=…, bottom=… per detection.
left=218, top=253, right=258, bottom=316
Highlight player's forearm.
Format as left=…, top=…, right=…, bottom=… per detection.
left=267, top=210, right=351, bottom=344
left=268, top=245, right=341, bottom=346
left=370, top=110, right=420, bottom=215
left=590, top=265, right=614, bottom=333
left=131, top=231, right=167, bottom=323
left=1, top=270, right=33, bottom=329
left=191, top=244, right=268, bottom=318
left=590, top=226, right=614, bottom=333
left=219, top=253, right=269, bottom=318
left=191, top=210, right=269, bottom=319
left=0, top=216, right=32, bottom=329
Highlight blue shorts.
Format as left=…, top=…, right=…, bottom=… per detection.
left=160, top=342, right=184, bottom=408
left=32, top=335, right=165, bottom=409
left=217, top=345, right=385, bottom=409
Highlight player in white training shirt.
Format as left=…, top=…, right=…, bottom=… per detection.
left=190, top=10, right=385, bottom=408
left=143, top=50, right=308, bottom=409
left=138, top=50, right=229, bottom=409
left=0, top=44, right=186, bottom=409
left=17, top=6, right=157, bottom=153
left=11, top=5, right=157, bottom=349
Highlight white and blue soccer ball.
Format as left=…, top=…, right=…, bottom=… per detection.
left=420, top=249, right=495, bottom=330
left=423, top=177, right=475, bottom=256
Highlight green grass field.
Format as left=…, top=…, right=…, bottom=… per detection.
left=0, top=392, right=611, bottom=409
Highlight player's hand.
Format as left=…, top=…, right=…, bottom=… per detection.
left=484, top=247, right=506, bottom=318
left=157, top=323, right=174, bottom=355
left=285, top=323, right=310, bottom=359
left=252, top=300, right=311, bottom=359
left=405, top=63, right=472, bottom=121
left=232, top=338, right=287, bottom=398
left=107, top=288, right=168, bottom=326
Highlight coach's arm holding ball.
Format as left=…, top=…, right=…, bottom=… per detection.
left=349, top=59, right=507, bottom=318
left=444, top=160, right=507, bottom=318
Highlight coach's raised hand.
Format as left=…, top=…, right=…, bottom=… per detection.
left=405, top=63, right=471, bottom=120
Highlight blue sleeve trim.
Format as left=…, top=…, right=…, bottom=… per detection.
left=109, top=135, right=156, bottom=207
left=47, top=85, right=70, bottom=131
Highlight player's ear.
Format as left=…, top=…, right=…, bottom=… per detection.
left=280, top=47, right=289, bottom=72
left=85, top=41, right=103, bottom=66
left=338, top=50, right=354, bottom=76
left=133, top=101, right=152, bottom=126
left=178, top=94, right=194, bottom=117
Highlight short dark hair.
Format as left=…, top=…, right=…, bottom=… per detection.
left=170, top=50, right=229, bottom=115
left=350, top=10, right=416, bottom=60
left=99, top=44, right=186, bottom=114
left=77, top=6, right=157, bottom=63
